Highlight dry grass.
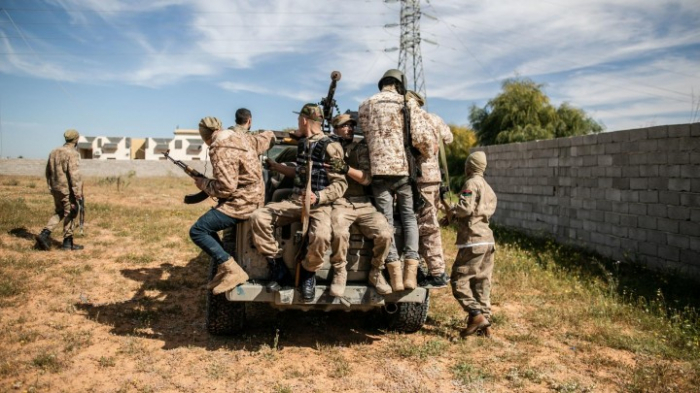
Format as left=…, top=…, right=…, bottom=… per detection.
left=1, top=174, right=699, bottom=392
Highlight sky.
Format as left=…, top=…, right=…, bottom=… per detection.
left=1, top=0, right=699, bottom=159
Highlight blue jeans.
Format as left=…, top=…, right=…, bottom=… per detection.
left=372, top=176, right=420, bottom=262
left=189, top=208, right=238, bottom=266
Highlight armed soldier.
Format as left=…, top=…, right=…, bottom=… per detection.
left=326, top=114, right=394, bottom=297
left=250, top=104, right=347, bottom=302
left=228, top=108, right=253, bottom=132
left=36, top=129, right=84, bottom=251
left=450, top=151, right=498, bottom=338
left=189, top=116, right=276, bottom=295
left=358, top=69, right=434, bottom=292
left=405, top=91, right=454, bottom=288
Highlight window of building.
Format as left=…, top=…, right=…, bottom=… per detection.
left=175, top=140, right=183, bottom=149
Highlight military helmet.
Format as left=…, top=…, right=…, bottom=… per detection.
left=378, top=68, right=405, bottom=91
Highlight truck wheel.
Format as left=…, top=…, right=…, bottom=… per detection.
left=206, top=258, right=246, bottom=335
left=382, top=291, right=430, bottom=333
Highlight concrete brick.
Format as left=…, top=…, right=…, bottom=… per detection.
left=668, top=124, right=690, bottom=137
left=648, top=177, right=668, bottom=190
left=591, top=167, right=607, bottom=178
left=597, top=222, right=614, bottom=235
left=629, top=153, right=646, bottom=165
left=659, top=165, right=681, bottom=177
left=657, top=245, right=680, bottom=262
left=612, top=178, right=630, bottom=190
left=667, top=152, right=690, bottom=164
left=622, top=165, right=639, bottom=177
left=693, top=179, right=700, bottom=192
left=691, top=209, right=700, bottom=223
left=590, top=210, right=605, bottom=222
left=597, top=199, right=613, bottom=211
left=657, top=218, right=679, bottom=233
left=680, top=165, right=699, bottom=178
left=629, top=128, right=648, bottom=141
left=598, top=155, right=613, bottom=166
left=647, top=125, right=669, bottom=139
left=667, top=206, right=690, bottom=220
left=692, top=123, right=700, bottom=136
left=659, top=191, right=681, bottom=205
left=646, top=229, right=666, bottom=245
left=628, top=203, right=646, bottom=215
left=639, top=139, right=659, bottom=152
left=680, top=249, right=700, bottom=265
left=647, top=152, right=668, bottom=165
left=605, top=189, right=622, bottom=201
left=680, top=193, right=700, bottom=207
left=630, top=178, right=648, bottom=190
left=667, top=234, right=690, bottom=249
left=558, top=137, right=573, bottom=147
left=591, top=144, right=606, bottom=155
left=612, top=130, right=631, bottom=143
left=621, top=190, right=640, bottom=202
left=604, top=212, right=621, bottom=225
left=605, top=143, right=621, bottom=154
left=668, top=178, right=691, bottom=192
left=638, top=216, right=657, bottom=230
left=612, top=225, right=628, bottom=238
left=612, top=201, right=629, bottom=214
left=628, top=227, right=646, bottom=242
left=605, top=166, right=622, bottom=177
left=647, top=204, right=667, bottom=217
left=618, top=214, right=637, bottom=227
left=679, top=221, right=700, bottom=237
left=598, top=178, right=613, bottom=188
left=583, top=156, right=598, bottom=166
left=691, top=237, right=700, bottom=252
left=639, top=165, right=659, bottom=177
left=640, top=191, right=659, bottom=203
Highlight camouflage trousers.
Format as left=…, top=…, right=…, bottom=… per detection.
left=330, top=199, right=393, bottom=270
left=417, top=183, right=445, bottom=275
left=250, top=199, right=331, bottom=272
left=450, top=244, right=495, bottom=318
left=44, top=190, right=78, bottom=238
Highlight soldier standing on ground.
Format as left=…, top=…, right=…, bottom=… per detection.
left=250, top=104, right=347, bottom=302
left=405, top=91, right=454, bottom=288
left=36, top=129, right=84, bottom=251
left=189, top=116, right=276, bottom=295
left=358, top=69, right=434, bottom=292
left=326, top=114, right=394, bottom=297
left=450, top=151, right=498, bottom=338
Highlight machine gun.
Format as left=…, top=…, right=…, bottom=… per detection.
left=320, top=71, right=342, bottom=133
left=162, top=149, right=210, bottom=204
left=402, top=90, right=426, bottom=211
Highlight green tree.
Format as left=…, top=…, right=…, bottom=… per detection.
left=469, top=77, right=603, bottom=145
left=444, top=124, right=477, bottom=192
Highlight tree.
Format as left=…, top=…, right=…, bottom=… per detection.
left=444, top=124, right=477, bottom=192
left=469, top=77, right=603, bottom=145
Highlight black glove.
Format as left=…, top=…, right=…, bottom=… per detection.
left=329, top=158, right=349, bottom=174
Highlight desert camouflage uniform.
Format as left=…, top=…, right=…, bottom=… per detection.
left=331, top=139, right=393, bottom=272
left=450, top=173, right=498, bottom=318
left=251, top=133, right=347, bottom=272
left=416, top=112, right=453, bottom=275
left=199, top=126, right=276, bottom=220
left=43, top=143, right=83, bottom=238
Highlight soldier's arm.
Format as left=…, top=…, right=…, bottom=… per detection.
left=317, top=142, right=348, bottom=205
left=408, top=101, right=437, bottom=156
left=202, top=145, right=239, bottom=198
left=67, top=151, right=83, bottom=197
left=432, top=114, right=454, bottom=144
left=345, top=143, right=372, bottom=186
left=453, top=179, right=477, bottom=218
left=249, top=131, right=276, bottom=154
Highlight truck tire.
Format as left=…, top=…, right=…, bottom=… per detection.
left=205, top=247, right=246, bottom=335
left=382, top=291, right=430, bottom=333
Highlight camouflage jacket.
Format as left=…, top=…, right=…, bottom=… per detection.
left=45, top=142, right=82, bottom=196
left=452, top=174, right=497, bottom=247
left=358, top=86, right=434, bottom=177
left=417, top=113, right=453, bottom=184
left=290, top=132, right=347, bottom=206
left=201, top=128, right=275, bottom=219
left=341, top=139, right=372, bottom=204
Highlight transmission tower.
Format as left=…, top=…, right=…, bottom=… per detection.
left=398, top=0, right=426, bottom=99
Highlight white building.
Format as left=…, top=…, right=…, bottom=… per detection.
left=77, top=128, right=206, bottom=160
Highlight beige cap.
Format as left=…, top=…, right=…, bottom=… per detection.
left=466, top=151, right=487, bottom=174
left=64, top=129, right=79, bottom=142
left=331, top=113, right=356, bottom=127
left=198, top=116, right=222, bottom=141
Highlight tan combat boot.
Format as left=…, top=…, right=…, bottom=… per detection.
left=368, top=266, right=392, bottom=295
left=460, top=312, right=491, bottom=338
left=211, top=258, right=249, bottom=295
left=386, top=261, right=404, bottom=292
left=403, top=258, right=419, bottom=290
left=329, top=266, right=347, bottom=297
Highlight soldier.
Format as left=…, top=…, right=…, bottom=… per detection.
left=326, top=114, right=394, bottom=297
left=450, top=151, right=498, bottom=338
left=228, top=108, right=253, bottom=131
left=405, top=91, right=454, bottom=288
left=358, top=69, right=434, bottom=292
left=36, top=129, right=84, bottom=251
left=189, top=116, right=276, bottom=295
left=250, top=103, right=347, bottom=302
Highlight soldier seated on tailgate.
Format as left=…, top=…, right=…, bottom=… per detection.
left=324, top=114, right=394, bottom=297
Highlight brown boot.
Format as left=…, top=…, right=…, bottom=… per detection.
left=368, top=266, right=392, bottom=295
left=460, top=312, right=491, bottom=338
left=329, top=266, right=347, bottom=297
left=386, top=261, right=404, bottom=292
left=403, top=259, right=419, bottom=290
left=211, top=258, right=249, bottom=295
left=477, top=326, right=492, bottom=338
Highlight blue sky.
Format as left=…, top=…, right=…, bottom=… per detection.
left=1, top=0, right=698, bottom=159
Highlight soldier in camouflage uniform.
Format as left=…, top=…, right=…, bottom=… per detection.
left=190, top=116, right=276, bottom=295
left=405, top=91, right=454, bottom=288
left=449, top=151, right=498, bottom=337
left=36, top=129, right=85, bottom=251
left=227, top=108, right=253, bottom=131
left=358, top=69, right=434, bottom=292
left=326, top=114, right=394, bottom=297
left=250, top=104, right=348, bottom=302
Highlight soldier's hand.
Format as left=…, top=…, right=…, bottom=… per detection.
left=194, top=176, right=208, bottom=191
left=75, top=195, right=83, bottom=201
left=328, top=158, right=349, bottom=174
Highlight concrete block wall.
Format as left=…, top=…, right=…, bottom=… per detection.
left=477, top=123, right=700, bottom=275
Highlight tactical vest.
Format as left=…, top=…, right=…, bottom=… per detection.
left=294, top=136, right=333, bottom=193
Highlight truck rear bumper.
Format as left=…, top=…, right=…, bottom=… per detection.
left=224, top=283, right=427, bottom=310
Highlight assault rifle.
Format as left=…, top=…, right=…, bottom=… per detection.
left=162, top=149, right=210, bottom=204
left=320, top=71, right=342, bottom=133
left=402, top=89, right=426, bottom=211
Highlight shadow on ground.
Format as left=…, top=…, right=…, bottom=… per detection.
left=8, top=227, right=63, bottom=250
left=75, top=252, right=382, bottom=351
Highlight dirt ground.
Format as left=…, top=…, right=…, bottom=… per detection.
left=0, top=176, right=692, bottom=393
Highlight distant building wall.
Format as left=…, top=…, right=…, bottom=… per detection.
left=477, top=123, right=700, bottom=275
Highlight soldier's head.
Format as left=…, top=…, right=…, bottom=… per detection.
left=198, top=116, right=222, bottom=145
left=64, top=129, right=80, bottom=145
left=294, top=103, right=323, bottom=137
left=466, top=151, right=487, bottom=176
left=378, top=69, right=406, bottom=94
left=235, top=108, right=252, bottom=130
left=405, top=90, right=425, bottom=107
left=331, top=114, right=356, bottom=141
